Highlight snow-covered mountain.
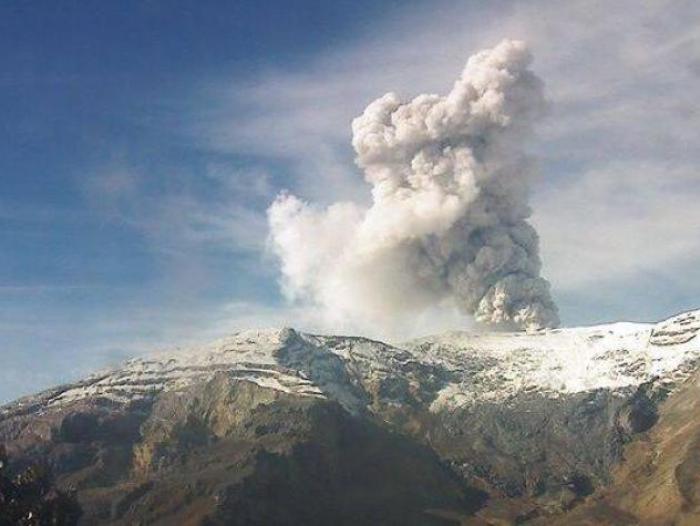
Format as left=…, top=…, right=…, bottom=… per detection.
left=14, top=308, right=700, bottom=412
left=2, top=310, right=700, bottom=525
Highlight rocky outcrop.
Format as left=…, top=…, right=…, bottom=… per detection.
left=541, top=369, right=700, bottom=526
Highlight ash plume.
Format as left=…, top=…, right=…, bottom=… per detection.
left=267, top=40, right=559, bottom=332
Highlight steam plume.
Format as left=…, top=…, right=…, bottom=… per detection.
left=267, top=40, right=559, bottom=332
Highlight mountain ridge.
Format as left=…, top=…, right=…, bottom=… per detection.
left=2, top=309, right=700, bottom=524
left=5, top=308, right=699, bottom=415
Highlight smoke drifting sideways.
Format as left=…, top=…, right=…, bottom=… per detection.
left=267, top=40, right=559, bottom=335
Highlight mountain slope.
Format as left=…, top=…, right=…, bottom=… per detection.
left=543, top=366, right=700, bottom=526
left=2, top=310, right=700, bottom=524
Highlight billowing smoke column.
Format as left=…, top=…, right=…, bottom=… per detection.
left=268, top=40, right=559, bottom=331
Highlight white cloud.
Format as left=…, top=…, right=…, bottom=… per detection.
left=534, top=161, right=700, bottom=290
left=192, top=0, right=700, bottom=326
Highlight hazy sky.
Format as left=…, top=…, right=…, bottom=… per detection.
left=2, top=0, right=700, bottom=402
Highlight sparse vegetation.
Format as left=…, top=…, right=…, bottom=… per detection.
left=0, top=445, right=81, bottom=526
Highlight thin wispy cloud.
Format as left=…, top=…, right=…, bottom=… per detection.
left=81, top=161, right=274, bottom=254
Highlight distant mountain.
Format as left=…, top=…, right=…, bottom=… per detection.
left=2, top=310, right=700, bottom=525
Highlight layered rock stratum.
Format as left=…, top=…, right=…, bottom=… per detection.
left=3, top=309, right=700, bottom=525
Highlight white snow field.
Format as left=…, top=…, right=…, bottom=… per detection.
left=14, top=310, right=700, bottom=413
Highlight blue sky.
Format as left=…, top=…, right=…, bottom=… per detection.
left=2, top=0, right=700, bottom=402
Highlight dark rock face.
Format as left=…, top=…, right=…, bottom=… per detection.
left=0, top=371, right=669, bottom=525
left=211, top=403, right=486, bottom=526
left=1, top=377, right=487, bottom=525
left=429, top=390, right=630, bottom=497
left=1, top=315, right=699, bottom=524
left=615, top=383, right=658, bottom=437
